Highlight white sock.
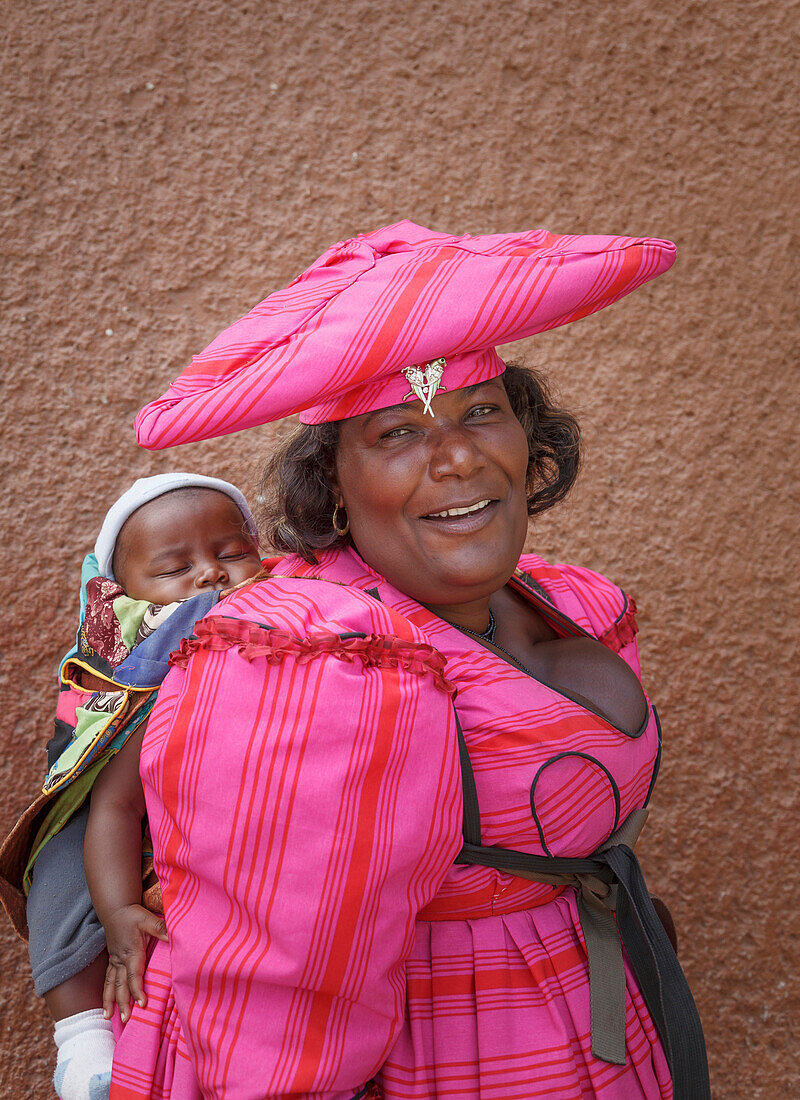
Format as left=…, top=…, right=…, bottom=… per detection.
left=53, top=1009, right=115, bottom=1100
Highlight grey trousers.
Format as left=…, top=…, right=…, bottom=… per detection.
left=26, top=802, right=106, bottom=996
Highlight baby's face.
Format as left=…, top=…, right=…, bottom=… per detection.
left=114, top=488, right=262, bottom=604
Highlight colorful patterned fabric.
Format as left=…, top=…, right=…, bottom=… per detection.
left=134, top=222, right=676, bottom=447
left=81, top=576, right=130, bottom=670
left=110, top=548, right=673, bottom=1099
left=43, top=574, right=191, bottom=796
left=0, top=560, right=221, bottom=938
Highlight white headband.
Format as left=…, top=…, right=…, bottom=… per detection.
left=94, top=472, right=258, bottom=580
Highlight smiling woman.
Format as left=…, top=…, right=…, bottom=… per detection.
left=260, top=366, right=648, bottom=737
left=106, top=222, right=709, bottom=1100
left=262, top=364, right=578, bottom=564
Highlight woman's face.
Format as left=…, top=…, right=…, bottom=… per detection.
left=333, top=377, right=530, bottom=613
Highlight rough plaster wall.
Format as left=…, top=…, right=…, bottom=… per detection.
left=1, top=0, right=797, bottom=1095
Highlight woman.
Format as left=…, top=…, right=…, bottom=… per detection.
left=111, top=223, right=709, bottom=1098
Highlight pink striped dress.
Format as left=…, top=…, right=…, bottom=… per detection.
left=110, top=547, right=671, bottom=1099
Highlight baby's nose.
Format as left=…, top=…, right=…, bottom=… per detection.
left=195, top=561, right=228, bottom=588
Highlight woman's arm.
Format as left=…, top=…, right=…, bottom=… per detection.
left=84, top=725, right=168, bottom=1022
left=117, top=613, right=463, bottom=1098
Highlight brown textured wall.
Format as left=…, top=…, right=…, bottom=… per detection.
left=1, top=1, right=797, bottom=1095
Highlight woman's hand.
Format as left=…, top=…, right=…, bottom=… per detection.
left=102, top=903, right=169, bottom=1022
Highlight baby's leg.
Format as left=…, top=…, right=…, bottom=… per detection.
left=28, top=802, right=106, bottom=1004
left=27, top=803, right=114, bottom=1100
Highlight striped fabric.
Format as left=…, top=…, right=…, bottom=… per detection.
left=133, top=223, right=676, bottom=447
left=110, top=548, right=671, bottom=1099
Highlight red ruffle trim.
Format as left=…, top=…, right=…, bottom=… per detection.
left=598, top=595, right=639, bottom=652
left=169, top=616, right=455, bottom=695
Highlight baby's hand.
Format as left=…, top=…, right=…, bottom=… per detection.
left=102, top=903, right=169, bottom=1022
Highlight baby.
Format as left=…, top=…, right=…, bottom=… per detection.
left=27, top=473, right=263, bottom=1100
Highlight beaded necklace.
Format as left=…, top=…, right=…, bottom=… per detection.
left=455, top=609, right=535, bottom=677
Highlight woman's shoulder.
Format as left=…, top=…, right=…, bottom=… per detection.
left=516, top=553, right=638, bottom=653
left=208, top=552, right=432, bottom=647
left=210, top=573, right=386, bottom=636
left=166, top=564, right=455, bottom=700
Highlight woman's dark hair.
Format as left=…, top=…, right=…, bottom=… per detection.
left=258, top=362, right=580, bottom=563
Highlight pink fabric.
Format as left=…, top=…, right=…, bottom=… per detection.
left=110, top=550, right=671, bottom=1098
left=55, top=684, right=90, bottom=726
left=134, top=222, right=676, bottom=447
left=111, top=579, right=462, bottom=1098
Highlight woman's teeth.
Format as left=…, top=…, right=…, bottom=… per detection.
left=428, top=499, right=492, bottom=519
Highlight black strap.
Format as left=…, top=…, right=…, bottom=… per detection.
left=605, top=844, right=710, bottom=1097
left=455, top=714, right=481, bottom=847
left=456, top=838, right=709, bottom=1096
left=453, top=705, right=710, bottom=1097
left=457, top=840, right=603, bottom=877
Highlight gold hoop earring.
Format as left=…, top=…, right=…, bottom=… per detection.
left=332, top=502, right=350, bottom=537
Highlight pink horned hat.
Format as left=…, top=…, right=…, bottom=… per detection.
left=134, top=221, right=676, bottom=448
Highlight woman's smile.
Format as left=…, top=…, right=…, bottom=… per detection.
left=420, top=496, right=498, bottom=531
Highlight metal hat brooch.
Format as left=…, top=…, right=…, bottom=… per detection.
left=401, top=357, right=447, bottom=417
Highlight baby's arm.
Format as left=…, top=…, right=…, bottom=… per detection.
left=84, top=725, right=168, bottom=1022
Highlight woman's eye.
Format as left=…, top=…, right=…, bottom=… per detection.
left=380, top=426, right=413, bottom=441
left=467, top=404, right=497, bottom=419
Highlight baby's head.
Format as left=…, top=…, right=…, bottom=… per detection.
left=95, top=474, right=262, bottom=604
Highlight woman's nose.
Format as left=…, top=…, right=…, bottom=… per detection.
left=194, top=560, right=229, bottom=588
left=428, top=427, right=487, bottom=480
